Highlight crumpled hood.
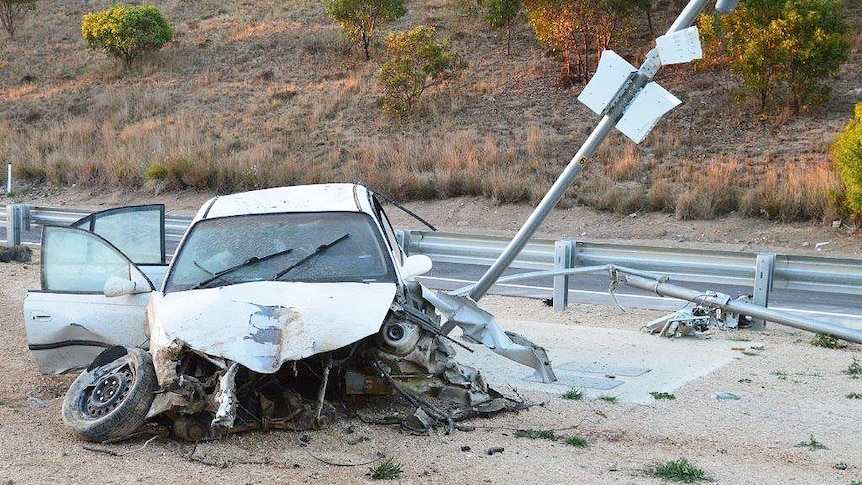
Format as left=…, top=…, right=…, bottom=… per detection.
left=148, top=281, right=396, bottom=374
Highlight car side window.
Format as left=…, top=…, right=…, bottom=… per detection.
left=41, top=227, right=134, bottom=293
left=71, top=205, right=165, bottom=264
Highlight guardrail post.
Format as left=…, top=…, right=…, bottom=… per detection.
left=751, top=252, right=776, bottom=331
left=553, top=240, right=577, bottom=312
left=6, top=204, right=30, bottom=246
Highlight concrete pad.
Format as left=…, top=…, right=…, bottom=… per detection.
left=454, top=320, right=755, bottom=405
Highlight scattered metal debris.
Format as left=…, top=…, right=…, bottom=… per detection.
left=643, top=300, right=752, bottom=338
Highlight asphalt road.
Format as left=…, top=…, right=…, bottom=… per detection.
left=5, top=226, right=862, bottom=328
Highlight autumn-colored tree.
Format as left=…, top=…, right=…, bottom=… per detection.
left=523, top=0, right=632, bottom=85
left=700, top=0, right=849, bottom=114
left=327, top=0, right=406, bottom=60
left=377, top=26, right=466, bottom=116
left=0, top=0, right=35, bottom=39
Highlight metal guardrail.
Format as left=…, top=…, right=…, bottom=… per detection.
left=5, top=205, right=862, bottom=308
left=399, top=230, right=862, bottom=302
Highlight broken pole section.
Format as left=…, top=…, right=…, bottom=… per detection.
left=626, top=274, right=862, bottom=344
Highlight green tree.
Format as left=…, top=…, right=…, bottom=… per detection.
left=833, top=103, right=862, bottom=217
left=0, top=0, right=35, bottom=39
left=523, top=0, right=632, bottom=85
left=483, top=0, right=521, bottom=55
left=82, top=4, right=174, bottom=70
left=327, top=0, right=406, bottom=61
left=701, top=0, right=849, bottom=114
left=377, top=26, right=466, bottom=116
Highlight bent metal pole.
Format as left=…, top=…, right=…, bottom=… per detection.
left=626, top=275, right=862, bottom=344
left=468, top=0, right=716, bottom=302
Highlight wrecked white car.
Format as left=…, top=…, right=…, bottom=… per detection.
left=24, top=184, right=552, bottom=442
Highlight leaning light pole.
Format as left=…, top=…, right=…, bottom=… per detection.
left=428, top=0, right=741, bottom=383
left=470, top=0, right=740, bottom=302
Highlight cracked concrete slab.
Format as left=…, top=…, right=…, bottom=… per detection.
left=454, top=319, right=756, bottom=404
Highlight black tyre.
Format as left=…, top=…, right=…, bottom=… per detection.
left=62, top=346, right=158, bottom=442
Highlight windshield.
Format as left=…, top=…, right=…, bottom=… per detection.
left=164, top=212, right=396, bottom=292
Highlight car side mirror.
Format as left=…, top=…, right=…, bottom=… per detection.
left=402, top=255, right=432, bottom=280
left=103, top=276, right=142, bottom=297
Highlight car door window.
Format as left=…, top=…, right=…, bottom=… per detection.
left=41, top=226, right=149, bottom=293
left=71, top=205, right=165, bottom=264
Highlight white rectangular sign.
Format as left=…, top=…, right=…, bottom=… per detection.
left=577, top=50, right=636, bottom=116
left=615, top=82, right=681, bottom=144
left=655, top=26, right=703, bottom=65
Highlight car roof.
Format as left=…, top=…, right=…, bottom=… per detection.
left=195, top=184, right=372, bottom=221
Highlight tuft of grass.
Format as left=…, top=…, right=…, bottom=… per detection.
left=795, top=435, right=828, bottom=451
left=846, top=392, right=862, bottom=399
left=514, top=429, right=557, bottom=441
left=653, top=458, right=707, bottom=483
left=650, top=391, right=676, bottom=400
left=772, top=370, right=788, bottom=380
left=598, top=395, right=618, bottom=403
left=811, top=333, right=845, bottom=349
left=846, top=357, right=862, bottom=379
left=368, top=458, right=402, bottom=480
left=564, top=435, right=588, bottom=447
left=561, top=388, right=585, bottom=400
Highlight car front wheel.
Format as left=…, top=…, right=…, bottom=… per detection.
left=62, top=346, right=157, bottom=442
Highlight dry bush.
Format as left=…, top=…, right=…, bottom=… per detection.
left=674, top=158, right=741, bottom=219
left=608, top=144, right=644, bottom=182
left=739, top=161, right=838, bottom=221
left=646, top=177, right=677, bottom=213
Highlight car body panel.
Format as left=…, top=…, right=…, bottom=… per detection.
left=147, top=281, right=397, bottom=374
left=24, top=290, right=152, bottom=374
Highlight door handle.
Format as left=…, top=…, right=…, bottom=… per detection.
left=30, top=312, right=51, bottom=322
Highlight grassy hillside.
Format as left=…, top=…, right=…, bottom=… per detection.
left=1, top=0, right=860, bottom=221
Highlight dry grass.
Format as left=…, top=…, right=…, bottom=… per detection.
left=0, top=0, right=858, bottom=222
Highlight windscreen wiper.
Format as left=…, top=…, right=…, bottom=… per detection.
left=191, top=247, right=294, bottom=289
left=271, top=234, right=349, bottom=281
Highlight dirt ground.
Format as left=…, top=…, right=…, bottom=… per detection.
left=2, top=193, right=862, bottom=483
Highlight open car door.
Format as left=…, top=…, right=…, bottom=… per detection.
left=24, top=205, right=166, bottom=374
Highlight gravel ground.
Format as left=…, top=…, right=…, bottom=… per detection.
left=2, top=252, right=861, bottom=485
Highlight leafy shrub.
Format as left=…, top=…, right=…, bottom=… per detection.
left=483, top=0, right=520, bottom=54
left=0, top=0, right=35, bottom=39
left=377, top=26, right=465, bottom=116
left=327, top=0, right=406, bottom=60
left=700, top=0, right=850, bottom=114
left=654, top=458, right=707, bottom=483
left=82, top=4, right=174, bottom=70
left=833, top=103, right=862, bottom=218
